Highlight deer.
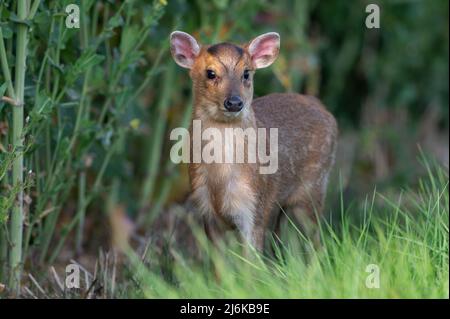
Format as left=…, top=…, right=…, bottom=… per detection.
left=169, top=31, right=338, bottom=254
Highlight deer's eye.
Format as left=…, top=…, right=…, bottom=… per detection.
left=243, top=69, right=250, bottom=80
left=206, top=69, right=216, bottom=80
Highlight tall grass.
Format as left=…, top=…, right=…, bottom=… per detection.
left=127, top=166, right=448, bottom=299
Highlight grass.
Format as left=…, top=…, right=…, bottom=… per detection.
left=15, top=163, right=448, bottom=299
left=120, top=165, right=448, bottom=299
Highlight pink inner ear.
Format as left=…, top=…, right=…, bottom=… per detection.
left=172, top=34, right=199, bottom=62
left=250, top=35, right=279, bottom=60
left=173, top=37, right=195, bottom=59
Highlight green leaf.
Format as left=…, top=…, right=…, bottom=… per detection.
left=0, top=83, right=7, bottom=112
left=107, top=13, right=124, bottom=29
left=66, top=51, right=105, bottom=85
left=0, top=24, right=13, bottom=39
left=0, top=83, right=7, bottom=97
left=120, top=25, right=140, bottom=57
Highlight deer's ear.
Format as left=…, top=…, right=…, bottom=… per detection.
left=248, top=32, right=280, bottom=69
left=170, top=31, right=200, bottom=69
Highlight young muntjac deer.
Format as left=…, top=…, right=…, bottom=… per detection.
left=170, top=31, right=338, bottom=252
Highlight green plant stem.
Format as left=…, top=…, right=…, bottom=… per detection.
left=0, top=124, right=8, bottom=283
left=0, top=224, right=7, bottom=283
left=27, top=0, right=41, bottom=20
left=143, top=98, right=193, bottom=227
left=51, top=13, right=65, bottom=128
left=0, top=29, right=15, bottom=100
left=138, top=64, right=175, bottom=212
left=74, top=1, right=94, bottom=255
left=75, top=171, right=86, bottom=254
left=9, top=0, right=29, bottom=294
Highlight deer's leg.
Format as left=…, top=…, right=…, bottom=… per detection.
left=269, top=209, right=284, bottom=258
left=287, top=173, right=330, bottom=250
left=203, top=216, right=227, bottom=282
left=290, top=203, right=322, bottom=249
left=203, top=216, right=226, bottom=247
left=287, top=126, right=336, bottom=249
left=251, top=220, right=266, bottom=253
left=249, top=204, right=277, bottom=254
left=231, top=212, right=258, bottom=252
left=230, top=210, right=268, bottom=254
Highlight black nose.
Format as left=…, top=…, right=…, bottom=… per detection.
left=224, top=96, right=243, bottom=112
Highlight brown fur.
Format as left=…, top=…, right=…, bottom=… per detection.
left=173, top=33, right=338, bottom=252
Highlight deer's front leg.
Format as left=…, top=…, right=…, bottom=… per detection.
left=232, top=213, right=256, bottom=248
left=203, top=216, right=226, bottom=247
left=232, top=212, right=267, bottom=253
left=250, top=204, right=275, bottom=253
left=251, top=223, right=266, bottom=252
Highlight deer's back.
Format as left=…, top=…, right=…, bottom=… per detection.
left=252, top=93, right=338, bottom=202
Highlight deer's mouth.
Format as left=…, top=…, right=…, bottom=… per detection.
left=223, top=109, right=243, bottom=117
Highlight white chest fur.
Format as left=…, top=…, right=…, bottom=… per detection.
left=192, top=163, right=257, bottom=246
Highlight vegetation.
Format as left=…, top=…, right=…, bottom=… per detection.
left=132, top=165, right=449, bottom=298
left=0, top=0, right=448, bottom=298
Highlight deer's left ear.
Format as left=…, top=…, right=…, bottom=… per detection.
left=248, top=32, right=280, bottom=69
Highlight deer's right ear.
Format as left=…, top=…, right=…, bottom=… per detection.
left=170, top=31, right=200, bottom=69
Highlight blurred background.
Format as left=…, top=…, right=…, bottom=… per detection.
left=0, top=0, right=448, bottom=280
